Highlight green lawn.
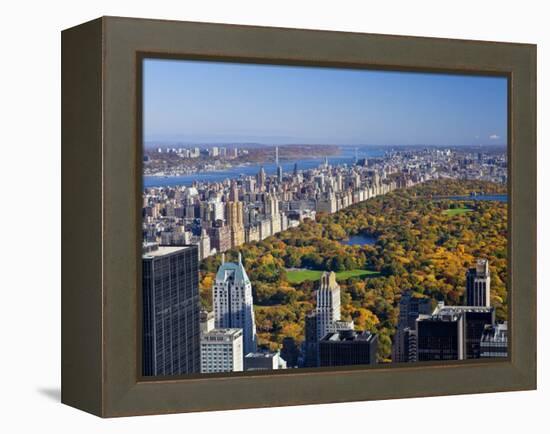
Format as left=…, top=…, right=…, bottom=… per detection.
left=286, top=268, right=380, bottom=284
left=442, top=207, right=473, bottom=216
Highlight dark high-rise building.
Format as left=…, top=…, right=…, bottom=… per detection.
left=142, top=243, right=200, bottom=376
left=466, top=259, right=491, bottom=307
left=416, top=302, right=495, bottom=361
left=392, top=327, right=418, bottom=363
left=304, top=312, right=319, bottom=367
left=398, top=292, right=432, bottom=329
left=416, top=312, right=465, bottom=361
left=463, top=307, right=496, bottom=358
left=281, top=337, right=300, bottom=368
left=319, top=330, right=378, bottom=367
left=392, top=292, right=432, bottom=363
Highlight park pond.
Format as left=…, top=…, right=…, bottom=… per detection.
left=340, top=233, right=378, bottom=246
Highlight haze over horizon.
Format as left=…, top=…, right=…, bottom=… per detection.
left=143, top=58, right=508, bottom=147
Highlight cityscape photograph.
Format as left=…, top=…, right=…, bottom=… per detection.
left=141, top=58, right=508, bottom=377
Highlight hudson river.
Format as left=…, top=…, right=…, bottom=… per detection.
left=143, top=147, right=385, bottom=188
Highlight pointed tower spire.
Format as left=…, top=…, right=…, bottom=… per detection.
left=221, top=252, right=225, bottom=264
left=238, top=251, right=242, bottom=264
left=275, top=146, right=279, bottom=166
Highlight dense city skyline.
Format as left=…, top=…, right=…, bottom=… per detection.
left=141, top=59, right=509, bottom=376
left=143, top=58, right=508, bottom=146
left=142, top=143, right=508, bottom=375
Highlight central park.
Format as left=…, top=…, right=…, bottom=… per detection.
left=199, top=179, right=508, bottom=362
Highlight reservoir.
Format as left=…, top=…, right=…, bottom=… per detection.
left=442, top=194, right=508, bottom=203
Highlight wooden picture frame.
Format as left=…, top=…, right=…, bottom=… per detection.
left=61, top=16, right=536, bottom=417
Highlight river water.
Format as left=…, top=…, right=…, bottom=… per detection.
left=143, top=146, right=386, bottom=188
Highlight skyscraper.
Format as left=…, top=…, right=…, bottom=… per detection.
left=397, top=292, right=432, bottom=329
left=142, top=243, right=200, bottom=376
left=225, top=200, right=244, bottom=228
left=316, top=271, right=341, bottom=341
left=281, top=337, right=300, bottom=368
left=416, top=311, right=465, bottom=361
left=257, top=166, right=266, bottom=190
left=304, top=312, right=319, bottom=367
left=213, top=253, right=257, bottom=355
left=392, top=292, right=432, bottom=363
left=416, top=302, right=495, bottom=361
left=276, top=146, right=283, bottom=183
left=225, top=200, right=245, bottom=248
left=466, top=259, right=491, bottom=307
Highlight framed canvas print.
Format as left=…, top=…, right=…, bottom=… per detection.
left=61, top=16, right=536, bottom=417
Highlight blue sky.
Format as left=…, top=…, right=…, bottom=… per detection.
left=143, top=58, right=507, bottom=146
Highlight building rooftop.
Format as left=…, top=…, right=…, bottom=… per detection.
left=417, top=312, right=462, bottom=322
left=142, top=243, right=192, bottom=259
left=245, top=352, right=279, bottom=359
left=215, top=252, right=251, bottom=284
left=320, top=330, right=375, bottom=343
left=431, top=302, right=494, bottom=316
left=201, top=328, right=242, bottom=341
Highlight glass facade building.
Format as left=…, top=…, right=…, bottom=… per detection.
left=142, top=244, right=200, bottom=376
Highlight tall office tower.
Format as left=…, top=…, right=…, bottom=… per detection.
left=200, top=328, right=243, bottom=373
left=392, top=327, right=416, bottom=363
left=397, top=292, right=432, bottom=329
left=213, top=253, right=257, bottom=355
left=466, top=259, right=491, bottom=307
left=459, top=306, right=495, bottom=358
left=416, top=303, right=495, bottom=361
left=257, top=166, right=266, bottom=190
left=225, top=200, right=245, bottom=248
left=304, top=312, right=319, bottom=367
left=416, top=311, right=465, bottom=361
left=281, top=337, right=300, bottom=368
left=392, top=292, right=432, bottom=363
left=142, top=244, right=200, bottom=376
left=319, top=330, right=378, bottom=367
left=229, top=182, right=240, bottom=202
left=198, top=229, right=211, bottom=260
left=275, top=146, right=283, bottom=183
left=315, top=272, right=341, bottom=341
left=293, top=162, right=298, bottom=176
